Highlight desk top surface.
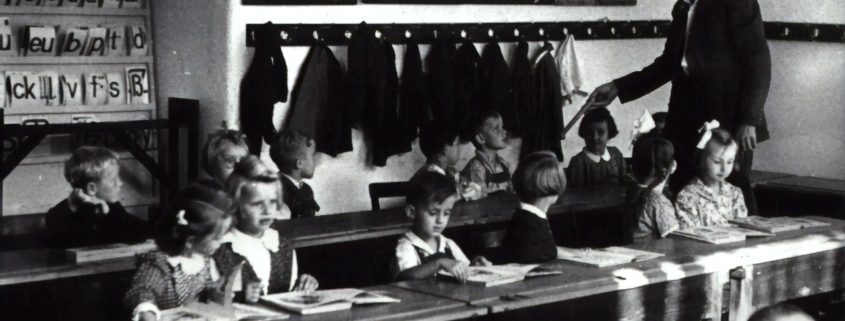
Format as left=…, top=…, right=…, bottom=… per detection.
left=392, top=216, right=845, bottom=311
left=760, top=176, right=845, bottom=196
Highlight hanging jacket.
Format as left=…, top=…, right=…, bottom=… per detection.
left=479, top=39, right=518, bottom=134
left=371, top=41, right=406, bottom=165
left=285, top=44, right=352, bottom=157
left=426, top=32, right=458, bottom=131
left=240, top=22, right=287, bottom=154
left=510, top=39, right=532, bottom=138
left=522, top=42, right=564, bottom=161
left=398, top=38, right=431, bottom=149
left=452, top=39, right=482, bottom=126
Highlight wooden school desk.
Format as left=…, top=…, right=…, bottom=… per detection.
left=391, top=216, right=845, bottom=321
left=755, top=176, right=845, bottom=217
left=0, top=185, right=628, bottom=287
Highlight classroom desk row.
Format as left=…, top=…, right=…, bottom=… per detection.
left=0, top=184, right=629, bottom=287
left=4, top=170, right=844, bottom=288
left=176, top=216, right=845, bottom=321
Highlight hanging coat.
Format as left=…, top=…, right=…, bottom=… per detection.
left=452, top=39, right=482, bottom=127
left=285, top=44, right=352, bottom=157
left=510, top=39, right=532, bottom=138
left=426, top=32, right=458, bottom=131
left=368, top=41, right=406, bottom=165
left=521, top=42, right=564, bottom=161
left=347, top=22, right=402, bottom=166
left=240, top=22, right=287, bottom=154
left=398, top=38, right=431, bottom=148
left=479, top=39, right=518, bottom=135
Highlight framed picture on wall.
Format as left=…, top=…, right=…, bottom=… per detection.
left=243, top=0, right=356, bottom=4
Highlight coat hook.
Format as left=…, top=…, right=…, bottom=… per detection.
left=631, top=26, right=637, bottom=35
left=782, top=27, right=790, bottom=37
left=513, top=28, right=520, bottom=37
left=812, top=28, right=820, bottom=38
left=610, top=27, right=616, bottom=35
left=344, top=30, right=352, bottom=39
left=313, top=30, right=322, bottom=41
left=460, top=29, right=467, bottom=39
left=250, top=31, right=255, bottom=41
left=653, top=25, right=659, bottom=35
left=280, top=30, right=289, bottom=41
left=538, top=27, right=545, bottom=37
left=374, top=29, right=382, bottom=39
left=587, top=27, right=593, bottom=36
left=563, top=27, right=569, bottom=35
left=433, top=29, right=438, bottom=39
left=488, top=28, right=494, bottom=38
left=405, top=30, right=412, bottom=39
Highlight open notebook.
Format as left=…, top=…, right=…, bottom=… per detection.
left=438, top=264, right=563, bottom=287
left=730, top=216, right=830, bottom=233
left=260, top=288, right=400, bottom=315
left=160, top=302, right=287, bottom=321
left=556, top=246, right=664, bottom=268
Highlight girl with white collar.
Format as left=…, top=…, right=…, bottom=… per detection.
left=213, top=155, right=318, bottom=304
left=124, top=183, right=234, bottom=321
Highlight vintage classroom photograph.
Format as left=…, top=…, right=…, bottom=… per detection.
left=0, top=0, right=843, bottom=320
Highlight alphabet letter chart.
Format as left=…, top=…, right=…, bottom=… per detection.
left=0, top=0, right=156, bottom=125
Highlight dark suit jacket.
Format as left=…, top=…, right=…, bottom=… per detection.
left=614, top=0, right=771, bottom=146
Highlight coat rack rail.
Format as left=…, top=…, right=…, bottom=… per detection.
left=245, top=21, right=845, bottom=47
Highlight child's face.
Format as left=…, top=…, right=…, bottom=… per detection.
left=584, top=121, right=609, bottom=154
left=190, top=215, right=232, bottom=256
left=298, top=140, right=317, bottom=179
left=212, top=141, right=248, bottom=183
left=443, top=137, right=461, bottom=166
left=92, top=161, right=122, bottom=203
left=478, top=116, right=508, bottom=150
left=237, top=182, right=284, bottom=236
left=701, top=143, right=737, bottom=184
left=408, top=195, right=459, bottom=240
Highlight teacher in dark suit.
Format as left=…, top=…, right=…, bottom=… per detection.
left=589, top=0, right=771, bottom=215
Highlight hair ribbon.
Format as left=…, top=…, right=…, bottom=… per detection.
left=696, top=120, right=721, bottom=149
left=630, top=109, right=656, bottom=149
left=176, top=210, right=189, bottom=226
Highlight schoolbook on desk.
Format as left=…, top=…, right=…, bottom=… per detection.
left=670, top=225, right=772, bottom=244
left=65, top=239, right=156, bottom=263
left=160, top=302, right=288, bottom=321
left=556, top=246, right=664, bottom=268
left=730, top=216, right=830, bottom=233
left=438, top=264, right=559, bottom=287
left=260, top=288, right=400, bottom=315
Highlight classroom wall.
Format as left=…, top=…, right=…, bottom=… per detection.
left=150, top=0, right=845, bottom=215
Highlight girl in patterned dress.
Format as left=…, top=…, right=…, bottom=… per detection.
left=628, top=133, right=680, bottom=240
left=213, top=156, right=318, bottom=304
left=675, top=127, right=748, bottom=229
left=124, top=183, right=235, bottom=321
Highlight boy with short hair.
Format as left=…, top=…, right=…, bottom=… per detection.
left=413, top=123, right=482, bottom=200
left=392, top=171, right=490, bottom=282
left=269, top=129, right=320, bottom=219
left=45, top=146, right=147, bottom=248
left=460, top=109, right=512, bottom=196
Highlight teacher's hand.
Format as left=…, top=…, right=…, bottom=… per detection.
left=736, top=125, right=757, bottom=152
left=587, top=82, right=619, bottom=109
